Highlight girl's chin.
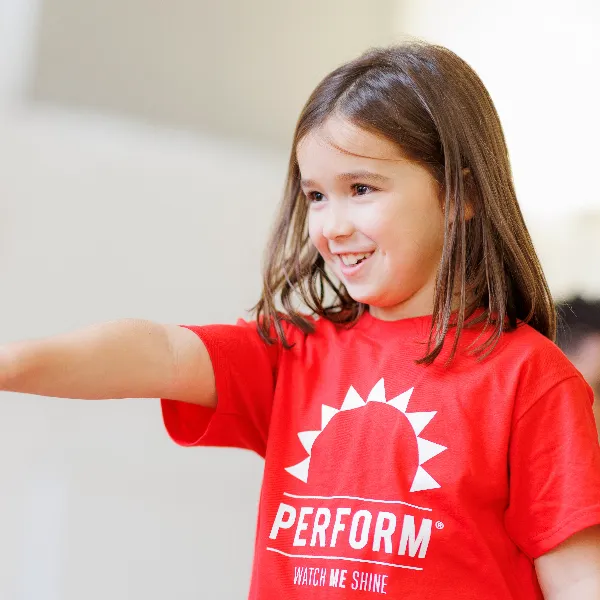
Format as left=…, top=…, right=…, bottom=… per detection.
left=342, top=286, right=382, bottom=307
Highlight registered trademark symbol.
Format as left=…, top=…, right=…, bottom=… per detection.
left=435, top=521, right=445, bottom=530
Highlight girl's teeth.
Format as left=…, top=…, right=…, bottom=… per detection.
left=341, top=252, right=373, bottom=266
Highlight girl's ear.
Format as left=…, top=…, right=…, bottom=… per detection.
left=445, top=168, right=475, bottom=222
left=463, top=168, right=475, bottom=221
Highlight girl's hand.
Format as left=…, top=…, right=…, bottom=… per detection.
left=535, top=525, right=600, bottom=599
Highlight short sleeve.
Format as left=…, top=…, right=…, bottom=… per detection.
left=160, top=319, right=281, bottom=458
left=505, top=375, right=600, bottom=558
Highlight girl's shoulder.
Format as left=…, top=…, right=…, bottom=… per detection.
left=502, top=322, right=575, bottom=371
left=235, top=311, right=336, bottom=349
left=496, top=322, right=592, bottom=411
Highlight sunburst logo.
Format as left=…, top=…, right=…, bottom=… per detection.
left=285, top=379, right=446, bottom=493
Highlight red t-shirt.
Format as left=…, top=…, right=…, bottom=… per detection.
left=161, top=311, right=600, bottom=599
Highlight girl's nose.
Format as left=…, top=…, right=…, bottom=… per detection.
left=322, top=204, right=354, bottom=240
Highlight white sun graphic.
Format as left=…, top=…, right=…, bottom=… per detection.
left=285, top=378, right=447, bottom=493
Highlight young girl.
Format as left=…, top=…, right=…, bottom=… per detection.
left=2, top=42, right=599, bottom=599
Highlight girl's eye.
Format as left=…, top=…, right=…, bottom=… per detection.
left=305, top=185, right=374, bottom=202
left=353, top=184, right=374, bottom=196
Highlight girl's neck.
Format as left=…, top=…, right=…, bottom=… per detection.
left=367, top=291, right=472, bottom=323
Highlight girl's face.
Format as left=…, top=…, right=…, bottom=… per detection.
left=297, top=116, right=446, bottom=321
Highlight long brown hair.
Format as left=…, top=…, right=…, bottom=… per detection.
left=254, top=40, right=556, bottom=363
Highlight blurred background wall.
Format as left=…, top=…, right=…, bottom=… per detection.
left=0, top=0, right=598, bottom=599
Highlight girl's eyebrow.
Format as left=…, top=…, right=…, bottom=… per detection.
left=300, top=171, right=391, bottom=189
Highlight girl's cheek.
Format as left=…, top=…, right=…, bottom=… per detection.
left=307, top=214, right=317, bottom=238
left=354, top=205, right=386, bottom=237
left=307, top=221, right=325, bottom=252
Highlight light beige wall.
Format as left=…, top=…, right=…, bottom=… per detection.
left=30, top=0, right=396, bottom=149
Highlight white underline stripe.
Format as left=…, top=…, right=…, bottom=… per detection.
left=266, top=547, right=423, bottom=570
left=283, top=492, right=431, bottom=512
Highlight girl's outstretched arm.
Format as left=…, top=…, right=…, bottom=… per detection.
left=0, top=320, right=216, bottom=406
left=535, top=525, right=600, bottom=599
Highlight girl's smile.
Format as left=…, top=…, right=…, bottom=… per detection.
left=334, top=251, right=375, bottom=276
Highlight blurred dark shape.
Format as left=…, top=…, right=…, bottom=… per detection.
left=556, top=296, right=600, bottom=438
left=557, top=296, right=600, bottom=354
